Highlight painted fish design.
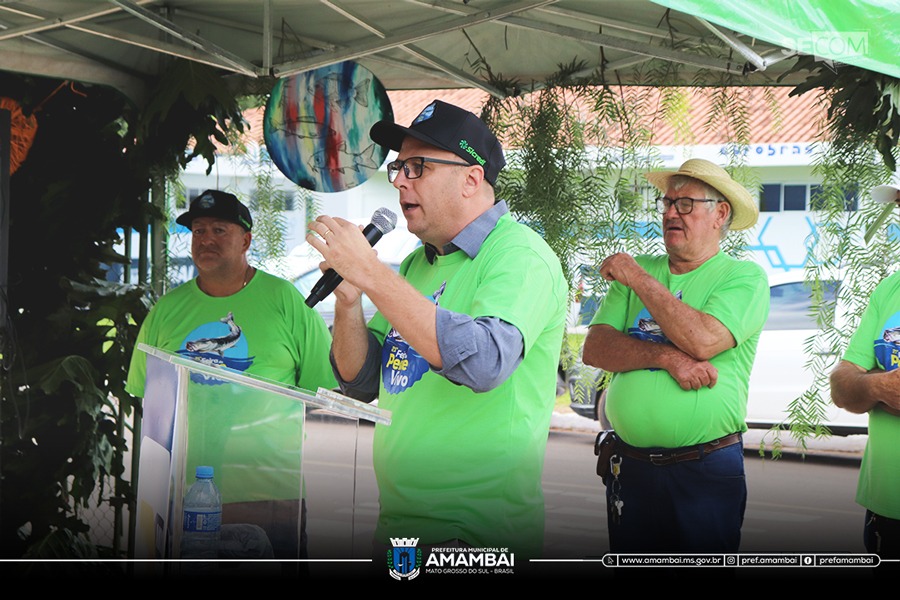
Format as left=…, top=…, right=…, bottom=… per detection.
left=275, top=116, right=338, bottom=140
left=307, top=142, right=380, bottom=175
left=185, top=312, right=242, bottom=355
left=432, top=281, right=446, bottom=304
left=308, top=74, right=370, bottom=108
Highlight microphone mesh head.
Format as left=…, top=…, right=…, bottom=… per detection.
left=372, top=207, right=398, bottom=234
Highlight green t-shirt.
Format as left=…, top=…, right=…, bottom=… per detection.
left=126, top=270, right=337, bottom=502
left=590, top=251, right=769, bottom=448
left=841, top=269, right=900, bottom=519
left=367, top=214, right=568, bottom=557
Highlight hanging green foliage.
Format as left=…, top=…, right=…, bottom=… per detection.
left=136, top=60, right=247, bottom=177
left=777, top=98, right=899, bottom=456
left=1, top=72, right=155, bottom=565
left=0, top=60, right=251, bottom=566
left=738, top=59, right=900, bottom=456
left=784, top=58, right=900, bottom=171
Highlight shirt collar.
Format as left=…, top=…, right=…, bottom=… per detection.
left=423, top=200, right=509, bottom=263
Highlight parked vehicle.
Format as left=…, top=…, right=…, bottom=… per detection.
left=747, top=270, right=865, bottom=434
left=567, top=360, right=610, bottom=428
left=568, top=270, right=868, bottom=435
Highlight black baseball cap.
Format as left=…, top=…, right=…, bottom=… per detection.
left=370, top=99, right=506, bottom=185
left=176, top=189, right=253, bottom=231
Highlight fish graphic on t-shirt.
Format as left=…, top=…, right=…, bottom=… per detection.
left=185, top=312, right=241, bottom=356
left=637, top=318, right=662, bottom=336
left=883, top=326, right=900, bottom=345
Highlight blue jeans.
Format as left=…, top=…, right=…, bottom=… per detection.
left=604, top=439, right=746, bottom=553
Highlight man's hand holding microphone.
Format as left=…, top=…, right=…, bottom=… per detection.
left=305, top=207, right=398, bottom=308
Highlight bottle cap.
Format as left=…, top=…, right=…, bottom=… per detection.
left=196, top=466, right=214, bottom=479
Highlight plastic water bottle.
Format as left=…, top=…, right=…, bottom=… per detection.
left=181, top=465, right=222, bottom=562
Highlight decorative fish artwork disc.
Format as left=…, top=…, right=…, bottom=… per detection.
left=264, top=61, right=393, bottom=193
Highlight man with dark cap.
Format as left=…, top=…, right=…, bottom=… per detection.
left=582, top=159, right=769, bottom=555
left=306, top=100, right=568, bottom=562
left=127, top=189, right=336, bottom=566
left=830, top=176, right=900, bottom=577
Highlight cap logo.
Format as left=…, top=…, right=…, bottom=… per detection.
left=198, top=194, right=216, bottom=209
left=412, top=102, right=436, bottom=125
left=459, top=139, right=486, bottom=166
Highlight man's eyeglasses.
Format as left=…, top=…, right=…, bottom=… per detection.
left=387, top=156, right=471, bottom=183
left=655, top=196, right=721, bottom=215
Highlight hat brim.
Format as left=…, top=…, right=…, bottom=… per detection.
left=872, top=184, right=900, bottom=204
left=175, top=212, right=193, bottom=229
left=645, top=168, right=759, bottom=230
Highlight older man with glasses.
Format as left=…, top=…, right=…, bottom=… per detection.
left=582, top=158, right=768, bottom=557
left=306, top=100, right=568, bottom=566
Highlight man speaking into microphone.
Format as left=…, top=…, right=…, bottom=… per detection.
left=306, top=100, right=567, bottom=562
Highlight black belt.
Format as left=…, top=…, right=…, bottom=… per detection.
left=616, top=432, right=742, bottom=466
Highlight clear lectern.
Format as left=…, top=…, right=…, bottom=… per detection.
left=133, top=344, right=390, bottom=575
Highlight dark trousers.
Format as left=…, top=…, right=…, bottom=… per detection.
left=604, top=440, right=746, bottom=553
left=864, top=510, right=900, bottom=577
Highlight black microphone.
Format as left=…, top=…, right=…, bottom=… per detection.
left=305, top=207, right=398, bottom=308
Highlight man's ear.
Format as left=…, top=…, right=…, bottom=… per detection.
left=717, top=201, right=731, bottom=226
left=461, top=165, right=485, bottom=198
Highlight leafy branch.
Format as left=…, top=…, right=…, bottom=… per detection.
left=784, top=58, right=900, bottom=171
left=135, top=60, right=247, bottom=177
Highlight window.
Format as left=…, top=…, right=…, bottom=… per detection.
left=809, top=184, right=858, bottom=211
left=761, top=184, right=781, bottom=212
left=783, top=185, right=807, bottom=211
left=281, top=190, right=296, bottom=212
left=761, top=183, right=858, bottom=212
left=176, top=188, right=204, bottom=210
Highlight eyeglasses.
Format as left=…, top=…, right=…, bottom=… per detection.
left=655, top=196, right=721, bottom=215
left=387, top=156, right=471, bottom=183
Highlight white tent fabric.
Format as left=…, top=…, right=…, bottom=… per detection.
left=3, top=1, right=892, bottom=106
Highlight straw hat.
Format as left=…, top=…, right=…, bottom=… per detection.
left=645, top=159, right=759, bottom=230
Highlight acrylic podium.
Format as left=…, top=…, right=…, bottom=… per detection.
left=132, top=344, right=390, bottom=575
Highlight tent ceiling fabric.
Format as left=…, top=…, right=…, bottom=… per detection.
left=655, top=0, right=900, bottom=80
left=0, top=0, right=892, bottom=105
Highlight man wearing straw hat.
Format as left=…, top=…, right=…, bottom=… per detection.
left=583, top=158, right=768, bottom=553
left=830, top=177, right=900, bottom=576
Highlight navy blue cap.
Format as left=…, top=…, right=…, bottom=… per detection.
left=370, top=100, right=506, bottom=185
left=177, top=189, right=252, bottom=231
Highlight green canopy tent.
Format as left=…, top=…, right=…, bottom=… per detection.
left=654, top=0, right=900, bottom=79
